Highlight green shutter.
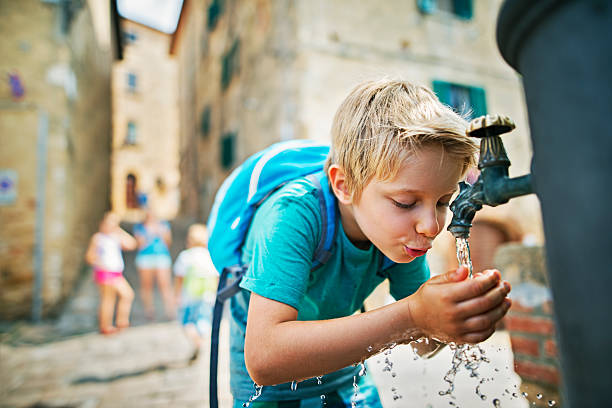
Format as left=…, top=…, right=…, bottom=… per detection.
left=469, top=86, right=487, bottom=118
left=207, top=0, right=223, bottom=30
left=200, top=107, right=211, bottom=137
left=221, top=132, right=235, bottom=169
left=417, top=0, right=436, bottom=14
left=454, top=0, right=473, bottom=20
left=432, top=80, right=453, bottom=106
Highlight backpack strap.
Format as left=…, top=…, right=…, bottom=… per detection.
left=306, top=171, right=338, bottom=270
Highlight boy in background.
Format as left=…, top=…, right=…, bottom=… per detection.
left=174, top=224, right=219, bottom=360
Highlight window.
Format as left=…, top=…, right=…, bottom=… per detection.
left=123, top=30, right=138, bottom=44
left=208, top=0, right=224, bottom=30
left=221, top=40, right=240, bottom=90
left=432, top=80, right=487, bottom=119
left=127, top=72, right=137, bottom=92
left=125, top=121, right=137, bottom=145
left=126, top=174, right=138, bottom=209
left=417, top=0, right=473, bottom=20
left=200, top=106, right=211, bottom=138
left=220, top=132, right=236, bottom=169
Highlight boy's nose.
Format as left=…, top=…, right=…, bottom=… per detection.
left=416, top=209, right=440, bottom=238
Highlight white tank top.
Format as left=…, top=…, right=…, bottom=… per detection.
left=95, top=233, right=124, bottom=272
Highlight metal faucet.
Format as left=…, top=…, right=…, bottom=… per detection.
left=447, top=114, right=534, bottom=238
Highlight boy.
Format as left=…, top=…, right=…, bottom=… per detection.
left=230, top=79, right=512, bottom=407
left=173, top=224, right=219, bottom=360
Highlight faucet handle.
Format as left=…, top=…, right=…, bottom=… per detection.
left=467, top=114, right=516, bottom=139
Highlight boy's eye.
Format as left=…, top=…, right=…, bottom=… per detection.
left=392, top=199, right=416, bottom=209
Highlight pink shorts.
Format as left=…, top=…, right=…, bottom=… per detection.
left=94, top=269, right=123, bottom=285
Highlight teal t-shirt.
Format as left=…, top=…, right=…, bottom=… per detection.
left=230, top=177, right=430, bottom=402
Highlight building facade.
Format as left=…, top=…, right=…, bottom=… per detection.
left=0, top=0, right=120, bottom=319
left=172, top=0, right=542, bottom=268
left=111, top=19, right=181, bottom=222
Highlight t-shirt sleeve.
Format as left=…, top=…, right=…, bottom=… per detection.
left=239, top=189, right=320, bottom=310
left=387, top=255, right=430, bottom=301
left=173, top=251, right=187, bottom=277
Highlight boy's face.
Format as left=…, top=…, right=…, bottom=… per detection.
left=348, top=144, right=463, bottom=263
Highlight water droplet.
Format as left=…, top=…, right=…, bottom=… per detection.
left=391, top=372, right=396, bottom=377
left=512, top=392, right=518, bottom=398
left=522, top=392, right=529, bottom=397
left=358, top=362, right=367, bottom=377
left=367, top=345, right=373, bottom=352
left=316, top=376, right=323, bottom=385
left=291, top=381, right=298, bottom=391
left=480, top=395, right=487, bottom=401
left=493, top=398, right=501, bottom=407
left=548, top=401, right=556, bottom=407
left=536, top=393, right=543, bottom=399
left=242, top=403, right=249, bottom=408
left=391, top=387, right=396, bottom=392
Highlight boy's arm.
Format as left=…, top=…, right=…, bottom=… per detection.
left=244, top=266, right=511, bottom=386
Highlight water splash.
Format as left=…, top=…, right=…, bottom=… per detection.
left=351, top=375, right=359, bottom=408
left=493, top=398, right=501, bottom=407
left=316, top=376, right=323, bottom=385
left=242, top=383, right=263, bottom=407
left=548, top=400, right=556, bottom=407
left=290, top=381, right=298, bottom=391
left=438, top=239, right=490, bottom=399
left=438, top=343, right=490, bottom=397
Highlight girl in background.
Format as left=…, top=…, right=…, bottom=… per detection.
left=134, top=208, right=174, bottom=319
left=85, top=212, right=137, bottom=335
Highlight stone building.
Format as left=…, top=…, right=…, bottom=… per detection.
left=172, top=0, right=543, bottom=269
left=110, top=19, right=181, bottom=222
left=0, top=0, right=122, bottom=319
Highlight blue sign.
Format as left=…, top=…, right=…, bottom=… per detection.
left=0, top=169, right=18, bottom=205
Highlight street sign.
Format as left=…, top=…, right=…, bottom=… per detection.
left=0, top=169, right=18, bottom=205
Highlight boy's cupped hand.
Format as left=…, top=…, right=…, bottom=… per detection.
left=406, top=266, right=511, bottom=345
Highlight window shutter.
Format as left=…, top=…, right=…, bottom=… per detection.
left=221, top=132, right=236, bottom=169
left=469, top=86, right=487, bottom=118
left=432, top=80, right=453, bottom=106
left=417, top=0, right=436, bottom=15
left=454, top=0, right=473, bottom=20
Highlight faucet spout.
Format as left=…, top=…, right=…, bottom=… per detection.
left=448, top=114, right=534, bottom=239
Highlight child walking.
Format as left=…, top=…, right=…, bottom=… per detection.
left=85, top=212, right=137, bottom=335
left=215, top=79, right=513, bottom=407
left=173, top=224, right=219, bottom=359
left=134, top=208, right=174, bottom=320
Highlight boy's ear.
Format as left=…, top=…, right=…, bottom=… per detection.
left=328, top=164, right=352, bottom=204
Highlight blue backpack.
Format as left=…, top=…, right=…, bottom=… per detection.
left=206, top=139, right=395, bottom=408
left=207, top=139, right=337, bottom=273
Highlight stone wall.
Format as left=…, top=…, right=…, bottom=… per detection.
left=172, top=0, right=541, bottom=254
left=0, top=0, right=114, bottom=319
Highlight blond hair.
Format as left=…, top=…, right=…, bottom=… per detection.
left=325, top=79, right=478, bottom=201
left=187, top=224, right=209, bottom=248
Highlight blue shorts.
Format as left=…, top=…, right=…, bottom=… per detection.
left=180, top=300, right=213, bottom=333
left=135, top=253, right=172, bottom=269
left=232, top=371, right=382, bottom=408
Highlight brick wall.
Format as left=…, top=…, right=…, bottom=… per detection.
left=495, top=243, right=563, bottom=406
